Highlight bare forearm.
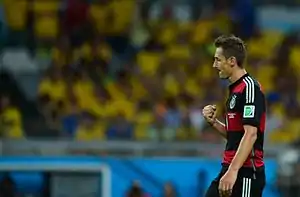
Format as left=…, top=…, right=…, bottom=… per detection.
left=229, top=132, right=257, bottom=171
left=212, top=119, right=226, bottom=138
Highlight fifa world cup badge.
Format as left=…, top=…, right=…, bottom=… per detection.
left=243, top=105, right=255, bottom=118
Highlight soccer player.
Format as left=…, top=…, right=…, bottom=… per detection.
left=203, top=35, right=266, bottom=197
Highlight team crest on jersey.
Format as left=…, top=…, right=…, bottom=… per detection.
left=229, top=95, right=237, bottom=109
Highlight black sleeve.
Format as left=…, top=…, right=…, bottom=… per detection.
left=240, top=84, right=264, bottom=127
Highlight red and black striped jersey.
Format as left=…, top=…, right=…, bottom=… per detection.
left=222, top=73, right=266, bottom=168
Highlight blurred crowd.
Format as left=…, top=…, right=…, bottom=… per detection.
left=0, top=0, right=300, bottom=145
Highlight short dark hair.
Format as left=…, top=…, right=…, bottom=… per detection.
left=214, top=35, right=246, bottom=67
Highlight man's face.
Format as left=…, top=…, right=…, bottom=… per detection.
left=213, top=47, right=233, bottom=79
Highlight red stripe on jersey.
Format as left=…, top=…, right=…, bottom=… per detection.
left=260, top=112, right=266, bottom=132
left=232, top=81, right=246, bottom=93
left=225, top=112, right=243, bottom=131
left=222, top=150, right=264, bottom=168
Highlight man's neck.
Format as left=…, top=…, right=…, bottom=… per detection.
left=229, top=68, right=247, bottom=84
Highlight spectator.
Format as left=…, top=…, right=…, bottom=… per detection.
left=72, top=70, right=96, bottom=112
left=106, top=114, right=133, bottom=140
left=230, top=0, right=257, bottom=40
left=38, top=67, right=66, bottom=104
left=134, top=100, right=154, bottom=140
left=61, top=100, right=80, bottom=137
left=33, top=0, right=59, bottom=48
left=75, top=112, right=106, bottom=141
left=265, top=94, right=284, bottom=143
left=63, top=0, right=91, bottom=47
left=162, top=182, right=177, bottom=197
left=127, top=180, right=150, bottom=197
left=148, top=113, right=165, bottom=141
left=0, top=174, right=16, bottom=197
left=0, top=0, right=298, bottom=148
left=163, top=97, right=182, bottom=140
left=0, top=95, right=23, bottom=138
left=37, top=94, right=63, bottom=137
left=189, top=104, right=205, bottom=136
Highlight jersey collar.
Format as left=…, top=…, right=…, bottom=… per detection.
left=229, top=73, right=249, bottom=90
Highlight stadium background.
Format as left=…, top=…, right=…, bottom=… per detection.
left=0, top=0, right=300, bottom=196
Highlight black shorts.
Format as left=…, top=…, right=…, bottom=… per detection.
left=205, top=166, right=266, bottom=197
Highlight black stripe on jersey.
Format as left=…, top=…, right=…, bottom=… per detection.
left=225, top=132, right=264, bottom=151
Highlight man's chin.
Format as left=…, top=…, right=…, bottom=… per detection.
left=218, top=74, right=229, bottom=79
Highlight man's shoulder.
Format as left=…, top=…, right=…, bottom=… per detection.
left=241, top=76, right=264, bottom=93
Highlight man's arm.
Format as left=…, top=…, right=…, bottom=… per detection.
left=228, top=125, right=257, bottom=171
left=211, top=119, right=227, bottom=138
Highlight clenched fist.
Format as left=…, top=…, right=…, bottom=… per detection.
left=202, top=105, right=217, bottom=125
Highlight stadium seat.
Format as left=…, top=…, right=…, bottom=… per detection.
left=247, top=31, right=283, bottom=59
left=89, top=3, right=110, bottom=34
left=135, top=112, right=154, bottom=125
left=213, top=12, right=231, bottom=34
left=51, top=47, right=67, bottom=66
left=136, top=52, right=161, bottom=75
left=32, top=1, right=59, bottom=39
left=134, top=125, right=149, bottom=140
left=34, top=15, right=58, bottom=39
left=269, top=113, right=300, bottom=144
left=191, top=20, right=213, bottom=45
left=176, top=127, right=197, bottom=140
left=255, top=64, right=276, bottom=93
left=289, top=47, right=300, bottom=74
left=164, top=74, right=180, bottom=96
left=177, top=22, right=193, bottom=33
left=32, top=1, right=59, bottom=12
left=134, top=112, right=154, bottom=140
left=166, top=45, right=191, bottom=60
left=4, top=1, right=27, bottom=30
left=156, top=22, right=178, bottom=46
left=176, top=128, right=186, bottom=140
left=261, top=30, right=284, bottom=49
left=109, top=0, right=135, bottom=34
left=247, top=38, right=270, bottom=58
left=270, top=103, right=285, bottom=118
left=130, top=77, right=148, bottom=101
left=75, top=121, right=107, bottom=141
left=185, top=78, right=202, bottom=97
left=269, top=130, right=294, bottom=144
left=289, top=117, right=300, bottom=130
left=197, top=64, right=214, bottom=80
